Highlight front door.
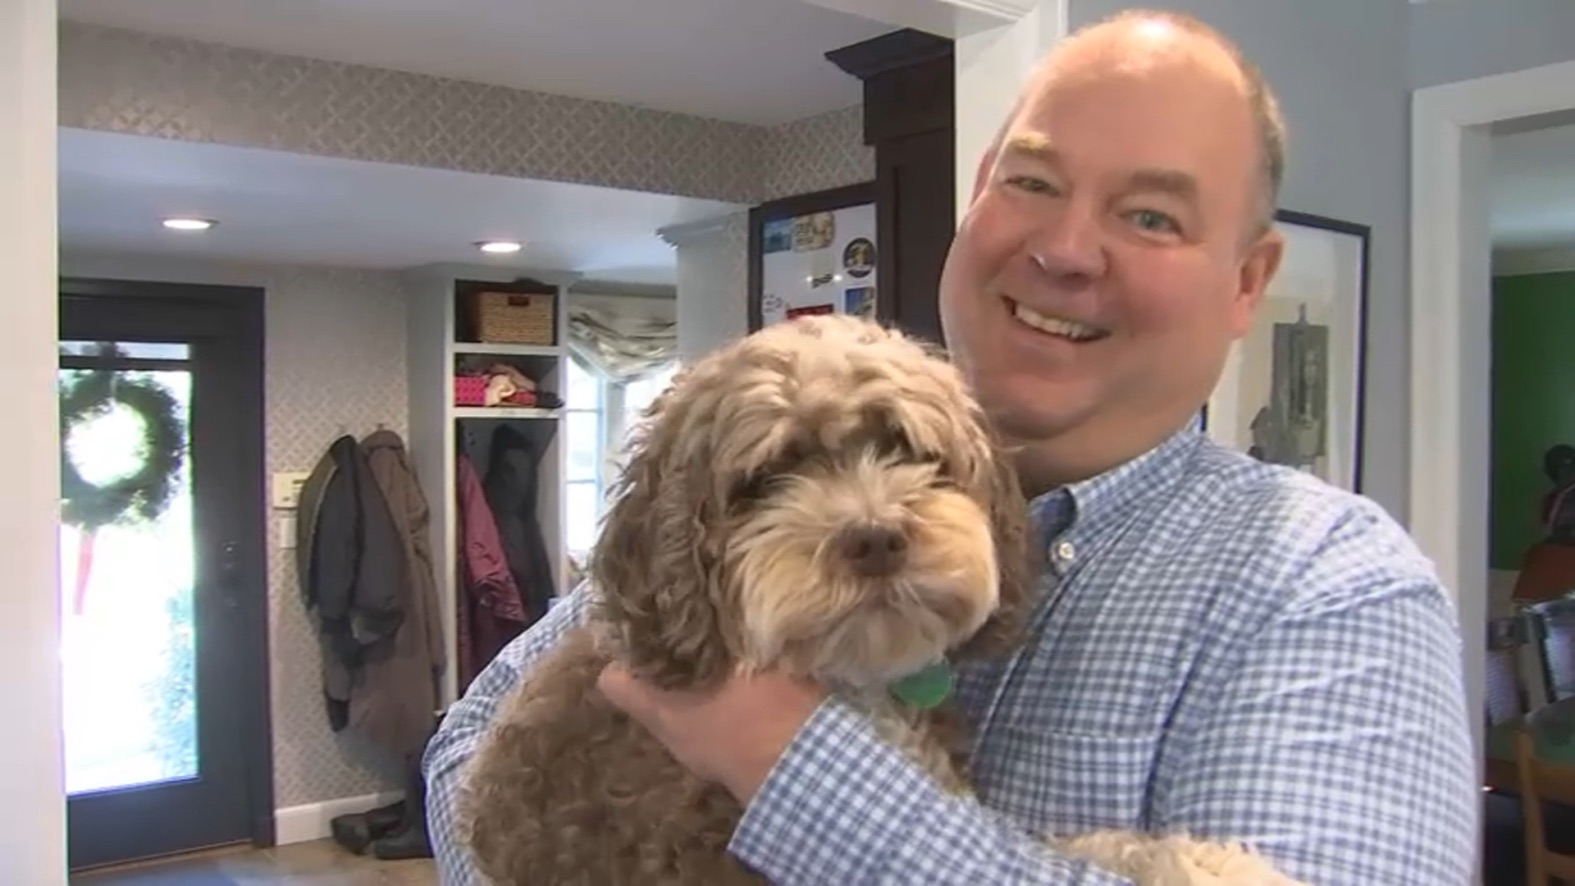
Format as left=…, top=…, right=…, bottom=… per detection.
left=58, top=278, right=271, bottom=870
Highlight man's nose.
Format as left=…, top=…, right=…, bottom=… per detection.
left=1026, top=203, right=1106, bottom=281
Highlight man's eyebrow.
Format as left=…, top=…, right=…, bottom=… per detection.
left=1126, top=168, right=1199, bottom=200
left=1001, top=135, right=1199, bottom=201
left=1003, top=133, right=1056, bottom=160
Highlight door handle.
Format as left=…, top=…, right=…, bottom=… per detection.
left=219, top=541, right=241, bottom=610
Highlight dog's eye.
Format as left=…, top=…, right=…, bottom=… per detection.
left=729, top=473, right=774, bottom=505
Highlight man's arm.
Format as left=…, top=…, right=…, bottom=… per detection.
left=422, top=584, right=593, bottom=886
left=727, top=503, right=1479, bottom=886
left=1151, top=514, right=1479, bottom=884
left=727, top=700, right=1131, bottom=884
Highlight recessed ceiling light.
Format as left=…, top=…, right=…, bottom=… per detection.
left=476, top=240, right=522, bottom=254
left=162, top=217, right=215, bottom=231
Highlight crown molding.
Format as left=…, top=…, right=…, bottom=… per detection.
left=795, top=0, right=1031, bottom=39
left=657, top=214, right=737, bottom=248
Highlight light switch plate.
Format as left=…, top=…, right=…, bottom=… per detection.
left=271, top=471, right=312, bottom=509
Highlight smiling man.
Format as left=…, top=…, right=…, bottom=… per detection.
left=424, top=9, right=1478, bottom=885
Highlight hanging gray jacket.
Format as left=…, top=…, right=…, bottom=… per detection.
left=296, top=434, right=407, bottom=734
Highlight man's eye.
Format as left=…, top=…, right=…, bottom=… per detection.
left=1005, top=175, right=1056, bottom=195
left=1127, top=209, right=1180, bottom=234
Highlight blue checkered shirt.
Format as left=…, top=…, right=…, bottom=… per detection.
left=424, top=425, right=1479, bottom=884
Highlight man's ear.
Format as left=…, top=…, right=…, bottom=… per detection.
left=1230, top=228, right=1285, bottom=338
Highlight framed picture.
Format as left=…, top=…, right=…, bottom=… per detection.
left=1202, top=209, right=1371, bottom=492
left=747, top=181, right=877, bottom=332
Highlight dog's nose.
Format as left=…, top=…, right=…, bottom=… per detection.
left=838, top=525, right=908, bottom=577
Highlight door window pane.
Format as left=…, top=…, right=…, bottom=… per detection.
left=565, top=480, right=603, bottom=555
left=58, top=366, right=197, bottom=795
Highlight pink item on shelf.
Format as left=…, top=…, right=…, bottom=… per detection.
left=454, top=376, right=488, bottom=406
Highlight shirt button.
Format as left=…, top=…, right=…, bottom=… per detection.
left=1054, top=540, right=1076, bottom=564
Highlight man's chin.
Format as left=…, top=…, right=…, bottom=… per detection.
left=989, top=400, right=1093, bottom=448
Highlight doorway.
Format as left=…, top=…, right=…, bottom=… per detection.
left=58, top=277, right=272, bottom=871
left=1409, top=57, right=1575, bottom=779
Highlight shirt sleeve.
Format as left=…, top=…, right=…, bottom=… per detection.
left=1151, top=508, right=1479, bottom=885
left=728, top=698, right=1132, bottom=885
left=422, top=584, right=594, bottom=886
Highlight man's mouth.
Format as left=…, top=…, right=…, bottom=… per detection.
left=1007, top=298, right=1109, bottom=342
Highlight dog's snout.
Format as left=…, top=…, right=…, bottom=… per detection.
left=838, top=524, right=908, bottom=577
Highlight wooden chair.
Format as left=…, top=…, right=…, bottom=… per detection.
left=1518, top=726, right=1575, bottom=883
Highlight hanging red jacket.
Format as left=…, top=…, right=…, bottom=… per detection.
left=455, top=453, right=528, bottom=692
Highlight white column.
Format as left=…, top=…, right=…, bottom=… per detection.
left=0, top=0, right=66, bottom=883
left=658, top=213, right=751, bottom=362
left=954, top=1, right=1069, bottom=223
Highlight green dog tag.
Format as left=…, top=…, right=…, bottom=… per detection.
left=889, top=661, right=955, bottom=709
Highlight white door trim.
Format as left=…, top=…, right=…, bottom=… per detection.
left=1409, top=57, right=1575, bottom=771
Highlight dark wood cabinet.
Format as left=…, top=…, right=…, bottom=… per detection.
left=827, top=29, right=956, bottom=347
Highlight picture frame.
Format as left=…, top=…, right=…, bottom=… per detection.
left=1201, top=209, right=1371, bottom=492
left=747, top=181, right=878, bottom=333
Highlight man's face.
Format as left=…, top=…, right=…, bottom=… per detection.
left=938, top=35, right=1282, bottom=478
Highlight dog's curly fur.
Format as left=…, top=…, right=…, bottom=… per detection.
left=455, top=314, right=1307, bottom=886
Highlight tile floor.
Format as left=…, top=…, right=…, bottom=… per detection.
left=70, top=839, right=436, bottom=885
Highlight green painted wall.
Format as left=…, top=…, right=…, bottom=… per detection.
left=1491, top=271, right=1575, bottom=570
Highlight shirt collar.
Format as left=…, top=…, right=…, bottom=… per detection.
left=1028, top=417, right=1206, bottom=572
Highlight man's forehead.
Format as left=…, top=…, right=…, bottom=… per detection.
left=1027, top=18, right=1248, bottom=102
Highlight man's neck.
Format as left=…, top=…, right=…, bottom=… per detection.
left=1014, top=418, right=1195, bottom=499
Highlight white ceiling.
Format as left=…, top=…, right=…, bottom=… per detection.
left=1492, top=123, right=1575, bottom=252
left=57, top=128, right=745, bottom=283
left=58, top=0, right=895, bottom=126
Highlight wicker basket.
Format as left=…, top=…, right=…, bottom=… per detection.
left=473, top=290, right=556, bottom=345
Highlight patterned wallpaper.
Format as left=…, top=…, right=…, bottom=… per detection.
left=762, top=105, right=874, bottom=199
left=56, top=20, right=877, bottom=811
left=58, top=21, right=762, bottom=204
left=58, top=251, right=414, bottom=806
left=58, top=21, right=874, bottom=208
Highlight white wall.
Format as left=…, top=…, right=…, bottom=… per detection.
left=1410, top=0, right=1575, bottom=89
left=0, top=0, right=66, bottom=882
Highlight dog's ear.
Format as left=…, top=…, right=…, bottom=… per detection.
left=588, top=374, right=737, bottom=691
left=954, top=432, right=1036, bottom=662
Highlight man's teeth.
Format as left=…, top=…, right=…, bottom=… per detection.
left=1012, top=302, right=1101, bottom=341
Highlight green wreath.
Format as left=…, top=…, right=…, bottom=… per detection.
left=59, top=357, right=188, bottom=617
left=59, top=365, right=187, bottom=533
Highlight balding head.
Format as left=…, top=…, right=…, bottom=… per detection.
left=989, top=9, right=1286, bottom=237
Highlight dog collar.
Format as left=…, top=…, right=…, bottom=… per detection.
left=888, top=660, right=955, bottom=709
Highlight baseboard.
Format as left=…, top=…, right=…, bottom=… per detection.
left=273, top=790, right=405, bottom=846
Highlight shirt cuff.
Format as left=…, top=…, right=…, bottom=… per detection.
left=728, top=694, right=925, bottom=882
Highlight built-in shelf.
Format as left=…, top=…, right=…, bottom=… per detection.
left=452, top=405, right=561, bottom=420
left=451, top=342, right=562, bottom=358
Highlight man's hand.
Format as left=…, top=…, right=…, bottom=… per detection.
left=597, top=663, right=828, bottom=804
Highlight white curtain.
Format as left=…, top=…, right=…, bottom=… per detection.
left=567, top=301, right=677, bottom=383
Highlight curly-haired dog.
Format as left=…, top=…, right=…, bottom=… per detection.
left=456, top=314, right=1306, bottom=886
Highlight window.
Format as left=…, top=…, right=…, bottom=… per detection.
left=562, top=356, right=678, bottom=559
left=617, top=363, right=678, bottom=448
left=562, top=355, right=604, bottom=558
